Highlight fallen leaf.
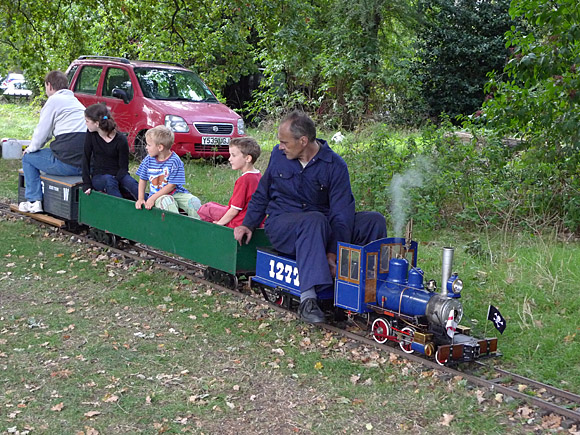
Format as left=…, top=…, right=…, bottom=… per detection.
left=51, top=370, right=72, bottom=378
left=475, top=389, right=486, bottom=404
left=541, top=414, right=562, bottom=429
left=440, top=413, right=454, bottom=426
left=51, top=402, right=64, bottom=412
left=103, top=394, right=119, bottom=403
left=84, top=411, right=101, bottom=418
left=517, top=405, right=534, bottom=418
left=495, top=393, right=503, bottom=403
left=365, top=423, right=373, bottom=430
left=350, top=374, right=361, bottom=385
left=517, top=384, right=527, bottom=392
left=314, top=361, right=323, bottom=370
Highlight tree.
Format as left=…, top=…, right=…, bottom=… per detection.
left=480, top=0, right=580, bottom=232
left=248, top=0, right=416, bottom=128
left=413, top=0, right=514, bottom=122
left=482, top=0, right=580, bottom=151
left=0, top=0, right=262, bottom=92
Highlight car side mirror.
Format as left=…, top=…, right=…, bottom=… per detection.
left=112, top=88, right=129, bottom=104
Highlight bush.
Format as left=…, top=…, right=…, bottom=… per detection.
left=343, top=122, right=580, bottom=236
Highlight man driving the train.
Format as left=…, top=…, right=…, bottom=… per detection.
left=234, top=111, right=386, bottom=323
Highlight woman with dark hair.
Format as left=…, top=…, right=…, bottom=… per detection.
left=82, top=103, right=139, bottom=200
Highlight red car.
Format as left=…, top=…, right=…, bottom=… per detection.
left=66, top=56, right=245, bottom=159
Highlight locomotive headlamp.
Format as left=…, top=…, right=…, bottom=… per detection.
left=446, top=273, right=463, bottom=296
left=452, top=278, right=463, bottom=294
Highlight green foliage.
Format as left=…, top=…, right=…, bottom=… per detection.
left=0, top=0, right=262, bottom=92
left=479, top=0, right=580, bottom=233
left=249, top=0, right=418, bottom=129
left=0, top=0, right=423, bottom=130
left=483, top=0, right=580, bottom=147
left=413, top=0, right=514, bottom=122
left=341, top=118, right=580, bottom=235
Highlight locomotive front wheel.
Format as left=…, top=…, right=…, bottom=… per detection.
left=435, top=349, right=448, bottom=366
left=371, top=318, right=391, bottom=344
left=399, top=327, right=415, bottom=354
left=273, top=295, right=286, bottom=306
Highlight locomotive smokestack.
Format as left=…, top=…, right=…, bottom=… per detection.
left=441, top=247, right=454, bottom=294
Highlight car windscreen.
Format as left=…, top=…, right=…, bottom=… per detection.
left=134, top=67, right=218, bottom=102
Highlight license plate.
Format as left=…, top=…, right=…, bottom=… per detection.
left=202, top=137, right=230, bottom=146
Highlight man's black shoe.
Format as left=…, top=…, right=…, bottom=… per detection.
left=298, top=298, right=325, bottom=323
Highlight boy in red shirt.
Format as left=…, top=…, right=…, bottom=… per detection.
left=198, top=137, right=262, bottom=228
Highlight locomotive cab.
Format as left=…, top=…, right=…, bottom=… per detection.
left=334, top=237, right=418, bottom=314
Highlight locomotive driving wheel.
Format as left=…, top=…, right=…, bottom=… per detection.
left=435, top=349, right=449, bottom=366
left=371, top=318, right=391, bottom=344
left=399, top=326, right=415, bottom=353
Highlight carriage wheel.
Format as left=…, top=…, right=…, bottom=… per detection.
left=371, top=318, right=391, bottom=344
left=399, top=326, right=415, bottom=354
left=224, top=274, right=238, bottom=290
left=107, top=233, right=118, bottom=248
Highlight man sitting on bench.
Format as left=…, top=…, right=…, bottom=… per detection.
left=19, top=70, right=86, bottom=214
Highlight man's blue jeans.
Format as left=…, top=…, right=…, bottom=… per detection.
left=22, top=149, right=82, bottom=201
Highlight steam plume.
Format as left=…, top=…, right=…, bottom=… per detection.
left=389, top=157, right=432, bottom=237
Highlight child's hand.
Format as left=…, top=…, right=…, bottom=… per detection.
left=84, top=188, right=92, bottom=195
left=145, top=197, right=156, bottom=209
left=213, top=220, right=225, bottom=226
left=135, top=199, right=145, bottom=209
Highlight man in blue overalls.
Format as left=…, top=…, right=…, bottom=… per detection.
left=234, top=111, right=386, bottom=323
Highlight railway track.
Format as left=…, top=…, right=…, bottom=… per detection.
left=2, top=202, right=579, bottom=426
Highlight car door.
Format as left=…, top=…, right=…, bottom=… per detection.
left=99, top=66, right=140, bottom=138
left=71, top=65, right=103, bottom=109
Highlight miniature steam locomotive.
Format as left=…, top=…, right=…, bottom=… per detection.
left=250, top=237, right=498, bottom=365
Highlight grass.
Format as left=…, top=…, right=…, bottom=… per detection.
left=414, top=231, right=580, bottom=392
left=1, top=219, right=532, bottom=434
left=0, top=102, right=41, bottom=141
left=1, top=101, right=580, bottom=426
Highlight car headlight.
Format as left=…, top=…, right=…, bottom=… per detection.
left=165, top=115, right=189, bottom=133
left=451, top=278, right=463, bottom=294
left=237, top=118, right=245, bottom=135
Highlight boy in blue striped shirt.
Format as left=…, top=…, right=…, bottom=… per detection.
left=135, top=126, right=200, bottom=218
